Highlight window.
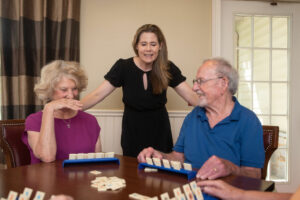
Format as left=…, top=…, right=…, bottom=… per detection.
left=234, top=14, right=289, bottom=182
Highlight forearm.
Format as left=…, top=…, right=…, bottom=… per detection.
left=34, top=106, right=57, bottom=162
left=174, top=82, right=199, bottom=107
left=187, top=92, right=200, bottom=107
left=94, top=136, right=102, bottom=152
left=81, top=80, right=115, bottom=110
left=235, top=166, right=261, bottom=179
left=240, top=191, right=292, bottom=200
left=81, top=91, right=102, bottom=110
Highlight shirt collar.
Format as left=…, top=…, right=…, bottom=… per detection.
left=197, top=96, right=240, bottom=122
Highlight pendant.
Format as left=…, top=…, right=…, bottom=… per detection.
left=63, top=119, right=71, bottom=128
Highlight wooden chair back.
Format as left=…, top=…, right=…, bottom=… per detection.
left=261, top=125, right=279, bottom=179
left=0, top=119, right=30, bottom=168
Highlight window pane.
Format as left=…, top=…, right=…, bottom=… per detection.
left=272, top=50, right=288, bottom=81
left=272, top=17, right=288, bottom=48
left=253, top=49, right=270, bottom=81
left=272, top=83, right=287, bottom=115
left=271, top=116, right=288, bottom=148
left=235, top=14, right=289, bottom=183
left=237, top=49, right=252, bottom=81
left=258, top=115, right=270, bottom=125
left=253, top=83, right=269, bottom=114
left=268, top=149, right=288, bottom=181
left=235, top=16, right=252, bottom=47
left=238, top=82, right=252, bottom=109
left=254, top=16, right=270, bottom=48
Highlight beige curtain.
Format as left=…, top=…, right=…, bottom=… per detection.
left=0, top=0, right=81, bottom=119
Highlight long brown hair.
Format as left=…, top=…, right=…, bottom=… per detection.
left=132, top=24, right=171, bottom=94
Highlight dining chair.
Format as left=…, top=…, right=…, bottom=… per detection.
left=0, top=119, right=30, bottom=168
left=261, top=125, right=279, bottom=179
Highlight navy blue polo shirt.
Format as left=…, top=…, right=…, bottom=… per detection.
left=173, top=97, right=265, bottom=169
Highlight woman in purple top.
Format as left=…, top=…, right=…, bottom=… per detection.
left=22, top=60, right=102, bottom=164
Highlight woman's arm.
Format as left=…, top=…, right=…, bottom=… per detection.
left=28, top=104, right=57, bottom=162
left=174, top=81, right=199, bottom=106
left=198, top=180, right=292, bottom=200
left=95, top=134, right=102, bottom=152
left=81, top=80, right=116, bottom=110
left=27, top=99, right=81, bottom=162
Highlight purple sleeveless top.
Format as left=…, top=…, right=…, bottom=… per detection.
left=22, top=110, right=100, bottom=164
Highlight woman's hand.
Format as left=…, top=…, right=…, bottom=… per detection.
left=197, top=180, right=244, bottom=200
left=45, top=98, right=83, bottom=112
left=50, top=195, right=74, bottom=200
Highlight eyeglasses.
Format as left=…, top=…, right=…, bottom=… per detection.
left=192, top=77, right=223, bottom=86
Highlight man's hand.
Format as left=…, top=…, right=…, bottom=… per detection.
left=196, top=155, right=239, bottom=180
left=137, top=147, right=163, bottom=163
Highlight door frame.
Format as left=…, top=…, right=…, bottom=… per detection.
left=212, top=0, right=300, bottom=193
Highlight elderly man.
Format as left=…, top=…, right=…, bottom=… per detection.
left=137, top=57, right=265, bottom=179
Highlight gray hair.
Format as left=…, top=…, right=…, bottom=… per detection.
left=203, top=57, right=239, bottom=95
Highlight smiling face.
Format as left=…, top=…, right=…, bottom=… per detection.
left=193, top=61, right=225, bottom=107
left=52, top=76, right=79, bottom=101
left=136, top=32, right=161, bottom=66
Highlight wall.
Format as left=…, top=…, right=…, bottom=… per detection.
left=80, top=0, right=212, bottom=111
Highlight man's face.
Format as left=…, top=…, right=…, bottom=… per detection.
left=192, top=61, right=224, bottom=107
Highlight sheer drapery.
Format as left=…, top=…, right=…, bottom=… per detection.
left=0, top=0, right=80, bottom=119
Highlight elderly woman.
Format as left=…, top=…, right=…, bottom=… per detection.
left=22, top=60, right=101, bottom=163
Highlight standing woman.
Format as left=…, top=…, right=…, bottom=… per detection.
left=81, top=24, right=199, bottom=157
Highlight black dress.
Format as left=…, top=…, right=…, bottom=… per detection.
left=104, top=58, right=186, bottom=157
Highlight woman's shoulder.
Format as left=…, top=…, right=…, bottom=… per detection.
left=115, top=57, right=134, bottom=66
left=25, top=111, right=43, bottom=130
left=26, top=111, right=43, bottom=122
left=76, top=110, right=97, bottom=121
left=167, top=60, right=182, bottom=73
left=168, top=60, right=179, bottom=67
left=167, top=60, right=186, bottom=86
left=109, top=57, right=135, bottom=72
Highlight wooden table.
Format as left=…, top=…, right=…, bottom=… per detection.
left=0, top=155, right=274, bottom=200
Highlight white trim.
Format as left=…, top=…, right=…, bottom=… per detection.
left=87, top=109, right=123, bottom=117
left=212, top=0, right=222, bottom=56
left=86, top=109, right=189, bottom=118
left=86, top=109, right=189, bottom=155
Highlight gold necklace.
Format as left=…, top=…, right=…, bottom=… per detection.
left=63, top=119, right=71, bottom=128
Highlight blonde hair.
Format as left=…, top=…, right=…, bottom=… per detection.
left=132, top=24, right=171, bottom=94
left=34, top=60, right=88, bottom=102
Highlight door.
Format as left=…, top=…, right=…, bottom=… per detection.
left=214, top=0, right=300, bottom=192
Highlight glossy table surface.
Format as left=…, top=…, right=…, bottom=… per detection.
left=0, top=155, right=274, bottom=200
